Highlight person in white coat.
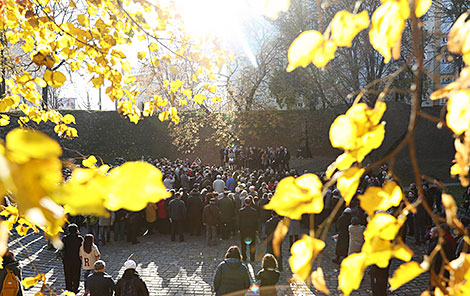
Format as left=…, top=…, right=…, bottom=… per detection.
left=348, top=217, right=365, bottom=255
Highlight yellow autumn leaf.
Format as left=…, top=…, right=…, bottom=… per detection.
left=358, top=181, right=403, bottom=216
left=137, top=51, right=146, bottom=60
left=181, top=89, right=192, bottom=99
left=193, top=93, right=206, bottom=105
left=286, top=30, right=337, bottom=72
left=158, top=111, right=169, bottom=122
left=21, top=273, right=45, bottom=289
left=415, top=0, right=432, bottom=18
left=44, top=70, right=66, bottom=88
left=208, top=85, right=217, bottom=93
left=262, top=0, right=290, bottom=19
left=330, top=10, right=369, bottom=47
left=329, top=101, right=386, bottom=168
left=447, top=13, right=470, bottom=62
left=5, top=129, right=62, bottom=164
left=446, top=90, right=470, bottom=135
left=364, top=213, right=404, bottom=241
left=0, top=115, right=10, bottom=126
left=77, top=14, right=89, bottom=27
left=63, top=114, right=75, bottom=124
left=272, top=218, right=289, bottom=257
left=265, top=174, right=323, bottom=220
left=311, top=267, right=330, bottom=294
left=441, top=193, right=463, bottom=228
left=389, top=261, right=425, bottom=290
left=82, top=155, right=97, bottom=168
left=104, top=162, right=171, bottom=211
left=337, top=167, right=364, bottom=205
left=339, top=253, right=367, bottom=296
left=369, top=0, right=409, bottom=63
left=289, top=235, right=325, bottom=280
left=148, top=42, right=159, bottom=52
left=52, top=168, right=108, bottom=217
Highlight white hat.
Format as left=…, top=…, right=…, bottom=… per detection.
left=124, top=260, right=136, bottom=270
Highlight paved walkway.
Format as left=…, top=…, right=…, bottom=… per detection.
left=10, top=226, right=429, bottom=295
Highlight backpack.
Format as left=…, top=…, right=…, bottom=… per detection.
left=121, top=278, right=137, bottom=296
left=1, top=269, right=19, bottom=296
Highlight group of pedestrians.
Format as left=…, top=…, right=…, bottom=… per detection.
left=60, top=223, right=149, bottom=296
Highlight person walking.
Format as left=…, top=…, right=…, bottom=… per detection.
left=213, top=175, right=225, bottom=194
left=333, top=208, right=352, bottom=264
left=187, top=186, right=203, bottom=236
left=144, top=202, right=157, bottom=235
left=115, top=260, right=149, bottom=296
left=61, top=224, right=83, bottom=293
left=168, top=192, right=186, bottom=242
left=213, top=246, right=251, bottom=296
left=256, top=254, right=280, bottom=296
left=218, top=191, right=236, bottom=240
left=98, top=211, right=115, bottom=246
left=0, top=250, right=23, bottom=296
left=86, top=260, right=115, bottom=296
left=348, top=217, right=365, bottom=255
left=239, top=198, right=259, bottom=262
left=265, top=211, right=283, bottom=271
left=202, top=198, right=221, bottom=246
left=79, top=234, right=100, bottom=294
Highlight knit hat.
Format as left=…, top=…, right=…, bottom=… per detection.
left=124, top=260, right=136, bottom=270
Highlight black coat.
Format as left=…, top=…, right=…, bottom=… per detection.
left=168, top=198, right=186, bottom=221
left=87, top=272, right=115, bottom=296
left=213, top=259, right=250, bottom=296
left=255, top=268, right=280, bottom=296
left=116, top=269, right=149, bottom=296
left=62, top=233, right=83, bottom=264
left=257, top=198, right=271, bottom=223
left=218, top=197, right=235, bottom=222
left=335, top=212, right=351, bottom=257
left=239, top=206, right=258, bottom=235
left=187, top=190, right=203, bottom=219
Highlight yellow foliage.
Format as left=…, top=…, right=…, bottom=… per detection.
left=358, top=181, right=403, bottom=216
left=289, top=235, right=325, bottom=280
left=330, top=10, right=370, bottom=47
left=311, top=267, right=330, bottom=294
left=44, top=70, right=66, bottom=88
left=448, top=13, right=470, bottom=65
left=446, top=90, right=470, bottom=135
left=369, top=0, right=409, bottom=63
left=265, top=174, right=323, bottom=220
left=339, top=253, right=366, bottom=295
left=337, top=167, right=364, bottom=205
left=82, top=155, right=98, bottom=168
left=415, top=0, right=432, bottom=18
left=21, top=273, right=45, bottom=289
left=389, top=261, right=425, bottom=290
left=329, top=101, right=386, bottom=171
left=286, top=30, right=337, bottom=71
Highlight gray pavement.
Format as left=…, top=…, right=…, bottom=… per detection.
left=9, top=226, right=430, bottom=295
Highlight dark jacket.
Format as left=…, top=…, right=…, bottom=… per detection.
left=0, top=255, right=23, bottom=296
left=168, top=198, right=186, bottom=221
left=116, top=269, right=149, bottom=296
left=62, top=233, right=84, bottom=264
left=87, top=271, right=115, bottom=296
left=203, top=204, right=221, bottom=226
left=335, top=212, right=351, bottom=257
left=255, top=268, right=280, bottom=296
left=239, top=206, right=258, bottom=235
left=213, top=258, right=250, bottom=296
left=257, top=198, right=271, bottom=223
left=187, top=190, right=203, bottom=219
left=218, top=197, right=235, bottom=222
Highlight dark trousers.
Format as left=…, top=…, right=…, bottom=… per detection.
left=221, top=221, right=231, bottom=239
left=190, top=217, right=201, bottom=236
left=126, top=222, right=138, bottom=243
left=240, top=232, right=256, bottom=261
left=171, top=220, right=184, bottom=241
left=64, top=261, right=81, bottom=293
left=158, top=218, right=170, bottom=234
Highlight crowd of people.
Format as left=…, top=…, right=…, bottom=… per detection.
left=2, top=153, right=470, bottom=296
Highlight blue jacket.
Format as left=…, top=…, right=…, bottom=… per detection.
left=213, top=259, right=250, bottom=296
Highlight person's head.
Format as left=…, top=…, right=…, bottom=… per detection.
left=175, top=192, right=181, bottom=199
left=343, top=207, right=352, bottom=214
left=83, top=234, right=94, bottom=253
left=240, top=190, right=248, bottom=197
left=351, top=217, right=360, bottom=226
left=124, top=259, right=137, bottom=270
left=210, top=198, right=217, bottom=205
left=94, top=260, right=106, bottom=272
left=262, top=254, right=278, bottom=269
left=430, top=227, right=439, bottom=238
left=225, top=246, right=241, bottom=260
left=244, top=197, right=252, bottom=206
left=67, top=223, right=78, bottom=234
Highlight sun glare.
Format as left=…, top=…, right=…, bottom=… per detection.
left=175, top=0, right=261, bottom=67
